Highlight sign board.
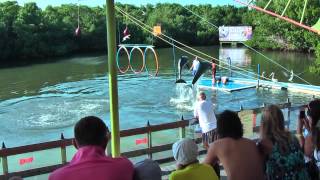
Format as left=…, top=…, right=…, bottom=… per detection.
left=219, top=26, right=252, bottom=42
left=153, top=25, right=161, bottom=36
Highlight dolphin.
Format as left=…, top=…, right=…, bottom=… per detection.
left=192, top=61, right=212, bottom=85
left=175, top=56, right=189, bottom=83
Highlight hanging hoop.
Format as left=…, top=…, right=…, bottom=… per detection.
left=144, top=47, right=159, bottom=76
left=116, top=46, right=131, bottom=74
left=129, top=47, right=145, bottom=74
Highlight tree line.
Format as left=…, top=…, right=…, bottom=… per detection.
left=0, top=1, right=319, bottom=70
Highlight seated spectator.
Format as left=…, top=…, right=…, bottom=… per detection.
left=170, top=138, right=218, bottom=180
left=49, top=116, right=134, bottom=180
left=203, top=110, right=264, bottom=180
left=259, top=105, right=309, bottom=179
left=297, top=99, right=320, bottom=179
left=134, top=159, right=161, bottom=180
left=221, top=76, right=229, bottom=85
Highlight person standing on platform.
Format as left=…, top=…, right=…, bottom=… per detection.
left=211, top=60, right=217, bottom=85
left=190, top=56, right=200, bottom=76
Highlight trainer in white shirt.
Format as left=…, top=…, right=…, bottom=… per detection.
left=190, top=57, right=200, bottom=76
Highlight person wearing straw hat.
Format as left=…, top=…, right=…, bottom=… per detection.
left=170, top=138, right=218, bottom=180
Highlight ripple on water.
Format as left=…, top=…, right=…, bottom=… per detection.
left=0, top=96, right=109, bottom=130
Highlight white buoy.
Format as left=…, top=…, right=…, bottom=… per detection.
left=269, top=72, right=278, bottom=82
left=288, top=70, right=294, bottom=82
left=261, top=71, right=266, bottom=79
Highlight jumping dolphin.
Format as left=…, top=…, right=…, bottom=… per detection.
left=191, top=61, right=212, bottom=85
left=175, top=56, right=189, bottom=84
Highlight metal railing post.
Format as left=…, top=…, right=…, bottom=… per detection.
left=179, top=116, right=186, bottom=139
left=1, top=142, right=8, bottom=175
left=60, top=133, right=67, bottom=164
left=287, top=98, right=291, bottom=129
left=147, top=121, right=152, bottom=159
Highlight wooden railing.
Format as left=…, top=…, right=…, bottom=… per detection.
left=0, top=101, right=301, bottom=179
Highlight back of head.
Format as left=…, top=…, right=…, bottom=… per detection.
left=198, top=91, right=206, bottom=100
left=217, top=110, right=243, bottom=139
left=261, top=105, right=291, bottom=151
left=74, top=116, right=109, bottom=148
left=172, top=138, right=198, bottom=166
left=308, top=99, right=320, bottom=127
left=134, top=159, right=161, bottom=180
left=308, top=99, right=320, bottom=149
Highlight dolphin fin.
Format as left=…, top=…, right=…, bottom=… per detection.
left=192, top=61, right=211, bottom=85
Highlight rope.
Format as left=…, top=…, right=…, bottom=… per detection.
left=116, top=7, right=259, bottom=79
left=116, top=7, right=265, bottom=80
left=181, top=5, right=313, bottom=85
left=264, top=0, right=273, bottom=10
left=300, top=0, right=308, bottom=24
left=116, top=7, right=266, bottom=81
left=77, top=1, right=80, bottom=28
left=242, top=44, right=312, bottom=85
left=281, top=0, right=293, bottom=17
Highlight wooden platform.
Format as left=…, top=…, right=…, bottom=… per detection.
left=199, top=77, right=320, bottom=95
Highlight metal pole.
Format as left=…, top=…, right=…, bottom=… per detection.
left=106, top=0, right=120, bottom=157
left=257, top=64, right=260, bottom=88
left=172, top=39, right=177, bottom=80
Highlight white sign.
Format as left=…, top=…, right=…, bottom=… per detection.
left=219, top=26, right=252, bottom=42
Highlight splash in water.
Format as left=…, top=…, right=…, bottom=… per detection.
left=170, top=83, right=198, bottom=111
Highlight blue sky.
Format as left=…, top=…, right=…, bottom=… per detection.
left=9, top=0, right=238, bottom=8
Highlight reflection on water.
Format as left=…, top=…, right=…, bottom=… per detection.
left=0, top=46, right=319, bottom=147
left=219, top=47, right=252, bottom=67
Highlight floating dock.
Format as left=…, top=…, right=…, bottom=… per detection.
left=198, top=77, right=320, bottom=95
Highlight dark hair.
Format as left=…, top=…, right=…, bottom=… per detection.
left=217, top=110, right=243, bottom=139
left=74, top=116, right=109, bottom=147
left=308, top=99, right=320, bottom=149
left=199, top=92, right=206, bottom=100
left=308, top=99, right=320, bottom=127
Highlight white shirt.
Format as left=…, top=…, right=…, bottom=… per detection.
left=192, top=60, right=200, bottom=71
left=194, top=100, right=217, bottom=133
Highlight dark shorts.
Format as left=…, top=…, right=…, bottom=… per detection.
left=192, top=70, right=197, bottom=76
left=202, top=129, right=217, bottom=144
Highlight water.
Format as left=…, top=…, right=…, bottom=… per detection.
left=0, top=46, right=318, bottom=148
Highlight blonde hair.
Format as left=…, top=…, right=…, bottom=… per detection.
left=261, top=105, right=292, bottom=153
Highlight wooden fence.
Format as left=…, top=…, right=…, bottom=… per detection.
left=0, top=101, right=300, bottom=179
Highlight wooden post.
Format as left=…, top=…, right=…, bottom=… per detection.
left=60, top=133, right=67, bottom=164
left=147, top=121, right=152, bottom=159
left=179, top=116, right=186, bottom=139
left=1, top=142, right=8, bottom=175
